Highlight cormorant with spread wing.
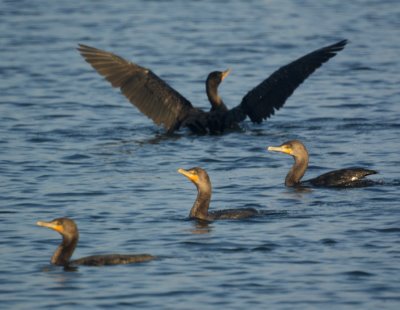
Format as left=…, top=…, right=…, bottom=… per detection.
left=78, top=40, right=347, bottom=134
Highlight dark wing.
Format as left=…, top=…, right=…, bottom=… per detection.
left=71, top=254, right=154, bottom=266
left=237, top=40, right=348, bottom=123
left=308, top=167, right=377, bottom=187
left=209, top=208, right=259, bottom=220
left=78, top=44, right=194, bottom=132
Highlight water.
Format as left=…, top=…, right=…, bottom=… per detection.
left=1, top=0, right=399, bottom=309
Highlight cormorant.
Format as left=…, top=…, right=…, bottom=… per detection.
left=78, top=40, right=347, bottom=134
left=178, top=167, right=259, bottom=221
left=267, top=140, right=377, bottom=187
left=37, top=218, right=154, bottom=267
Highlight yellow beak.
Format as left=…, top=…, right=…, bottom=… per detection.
left=221, top=68, right=231, bottom=81
left=37, top=221, right=64, bottom=234
left=267, top=145, right=293, bottom=155
left=178, top=168, right=199, bottom=183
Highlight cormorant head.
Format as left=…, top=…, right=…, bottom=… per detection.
left=267, top=140, right=308, bottom=158
left=178, top=167, right=211, bottom=192
left=206, top=69, right=231, bottom=89
left=37, top=217, right=79, bottom=241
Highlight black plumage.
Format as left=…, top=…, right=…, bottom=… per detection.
left=306, top=168, right=377, bottom=187
left=78, top=40, right=347, bottom=134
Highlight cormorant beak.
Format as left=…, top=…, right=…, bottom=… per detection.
left=37, top=221, right=64, bottom=234
left=267, top=145, right=293, bottom=155
left=178, top=168, right=199, bottom=183
left=221, top=68, right=231, bottom=81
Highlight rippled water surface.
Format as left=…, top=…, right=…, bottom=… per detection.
left=1, top=0, right=400, bottom=309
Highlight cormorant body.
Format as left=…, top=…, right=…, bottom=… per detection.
left=268, top=140, right=377, bottom=188
left=78, top=40, right=347, bottom=134
left=37, top=218, right=154, bottom=267
left=178, top=167, right=259, bottom=221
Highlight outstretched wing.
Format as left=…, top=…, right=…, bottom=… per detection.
left=238, top=40, right=348, bottom=123
left=78, top=44, right=194, bottom=132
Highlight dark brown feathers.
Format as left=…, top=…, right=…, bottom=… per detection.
left=240, top=40, right=348, bottom=123
left=268, top=139, right=377, bottom=188
left=37, top=217, right=155, bottom=267
left=78, top=40, right=347, bottom=134
left=71, top=254, right=154, bottom=266
left=78, top=44, right=193, bottom=132
left=308, top=167, right=377, bottom=187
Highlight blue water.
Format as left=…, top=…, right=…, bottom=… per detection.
left=1, top=0, right=400, bottom=309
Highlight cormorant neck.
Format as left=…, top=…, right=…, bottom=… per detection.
left=190, top=183, right=212, bottom=221
left=51, top=234, right=78, bottom=266
left=206, top=82, right=227, bottom=112
left=286, top=154, right=309, bottom=187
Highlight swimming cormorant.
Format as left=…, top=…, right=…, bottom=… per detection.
left=178, top=167, right=259, bottom=221
left=267, top=140, right=377, bottom=187
left=37, top=218, right=154, bottom=266
left=78, top=40, right=347, bottom=134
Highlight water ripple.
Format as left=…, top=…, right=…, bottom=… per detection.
left=1, top=0, right=399, bottom=309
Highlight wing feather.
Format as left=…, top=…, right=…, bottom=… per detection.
left=239, top=40, right=348, bottom=123
left=78, top=44, right=193, bottom=131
